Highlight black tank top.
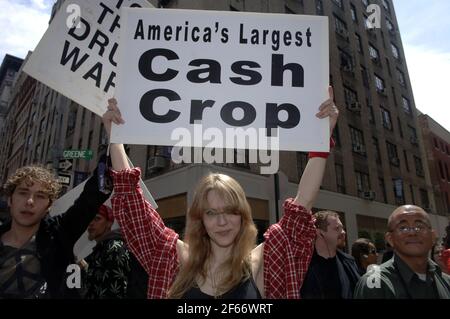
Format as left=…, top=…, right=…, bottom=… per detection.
left=182, top=276, right=262, bottom=299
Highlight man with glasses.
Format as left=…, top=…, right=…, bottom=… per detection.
left=354, top=205, right=450, bottom=299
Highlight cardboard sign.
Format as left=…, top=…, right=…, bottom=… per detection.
left=23, top=0, right=153, bottom=116
left=112, top=8, right=329, bottom=151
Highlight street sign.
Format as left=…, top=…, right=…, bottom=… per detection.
left=63, top=149, right=93, bottom=160
left=58, top=173, right=72, bottom=186
left=58, top=159, right=73, bottom=171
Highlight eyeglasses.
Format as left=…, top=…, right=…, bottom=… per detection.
left=204, top=207, right=238, bottom=218
left=392, top=224, right=431, bottom=234
left=368, top=249, right=377, bottom=255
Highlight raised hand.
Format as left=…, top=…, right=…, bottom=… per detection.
left=102, top=98, right=125, bottom=138
left=316, top=86, right=339, bottom=135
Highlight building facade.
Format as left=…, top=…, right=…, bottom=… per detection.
left=0, top=0, right=448, bottom=249
left=418, top=114, right=450, bottom=218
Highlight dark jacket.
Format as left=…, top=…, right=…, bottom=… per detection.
left=84, top=229, right=131, bottom=299
left=301, top=249, right=361, bottom=299
left=0, top=173, right=110, bottom=298
left=354, top=254, right=450, bottom=299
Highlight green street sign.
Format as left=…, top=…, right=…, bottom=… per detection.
left=63, top=149, right=93, bottom=160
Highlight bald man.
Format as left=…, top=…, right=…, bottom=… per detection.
left=354, top=205, right=450, bottom=299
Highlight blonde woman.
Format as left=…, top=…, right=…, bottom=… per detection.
left=103, top=87, right=339, bottom=299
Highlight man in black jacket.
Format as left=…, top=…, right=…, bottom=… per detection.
left=0, top=165, right=110, bottom=298
left=300, top=210, right=361, bottom=299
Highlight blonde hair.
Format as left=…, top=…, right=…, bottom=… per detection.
left=168, top=173, right=257, bottom=298
left=3, top=165, right=61, bottom=204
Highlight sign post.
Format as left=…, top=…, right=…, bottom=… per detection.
left=63, top=149, right=93, bottom=160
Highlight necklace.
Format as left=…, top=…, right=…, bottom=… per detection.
left=209, top=264, right=222, bottom=299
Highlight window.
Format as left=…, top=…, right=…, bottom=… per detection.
left=385, top=58, right=391, bottom=76
left=380, top=107, right=392, bottom=130
left=397, top=117, right=403, bottom=137
left=39, top=118, right=46, bottom=133
left=334, top=15, right=348, bottom=38
left=340, top=49, right=354, bottom=71
left=350, top=126, right=365, bottom=154
left=439, top=161, right=445, bottom=180
left=391, top=43, right=399, bottom=59
left=379, top=178, right=387, bottom=203
left=386, top=19, right=394, bottom=32
left=445, top=192, right=450, bottom=214
left=369, top=44, right=379, bottom=61
left=408, top=125, right=418, bottom=145
left=344, top=86, right=358, bottom=107
left=386, top=142, right=399, bottom=165
left=393, top=178, right=405, bottom=204
left=375, top=74, right=385, bottom=92
left=392, top=86, right=398, bottom=106
left=402, top=96, right=412, bottom=115
left=35, top=144, right=41, bottom=161
left=420, top=189, right=430, bottom=210
left=434, top=138, right=439, bottom=149
left=332, top=123, right=341, bottom=146
left=351, top=4, right=357, bottom=22
left=373, top=137, right=381, bottom=163
left=332, top=0, right=343, bottom=8
left=382, top=0, right=391, bottom=13
left=415, top=156, right=424, bottom=177
left=356, top=171, right=371, bottom=195
left=87, top=130, right=93, bottom=149
left=409, top=185, right=416, bottom=204
left=361, top=65, right=369, bottom=87
left=397, top=68, right=406, bottom=86
left=367, top=101, right=375, bottom=124
left=315, top=0, right=324, bottom=15
left=403, top=150, right=410, bottom=171
left=335, top=164, right=346, bottom=194
left=355, top=33, right=363, bottom=53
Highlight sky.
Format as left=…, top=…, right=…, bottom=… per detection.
left=0, top=0, right=449, bottom=131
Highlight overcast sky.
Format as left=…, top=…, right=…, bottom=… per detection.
left=1, top=0, right=449, bottom=131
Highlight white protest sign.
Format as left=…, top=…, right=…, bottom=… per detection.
left=23, top=0, right=153, bottom=116
left=50, top=160, right=158, bottom=260
left=112, top=8, right=329, bottom=152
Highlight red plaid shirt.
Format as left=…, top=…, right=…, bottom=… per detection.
left=111, top=168, right=315, bottom=299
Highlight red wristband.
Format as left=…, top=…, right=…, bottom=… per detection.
left=308, top=138, right=335, bottom=159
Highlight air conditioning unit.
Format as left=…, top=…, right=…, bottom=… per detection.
left=390, top=157, right=400, bottom=166
left=362, top=190, right=376, bottom=201
left=377, top=87, right=386, bottom=95
left=336, top=27, right=348, bottom=38
left=342, top=64, right=354, bottom=72
left=348, top=102, right=361, bottom=112
left=147, top=156, right=167, bottom=171
left=370, top=55, right=379, bottom=63
left=353, top=144, right=366, bottom=154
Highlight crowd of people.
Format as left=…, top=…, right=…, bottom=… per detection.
left=1, top=88, right=449, bottom=299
